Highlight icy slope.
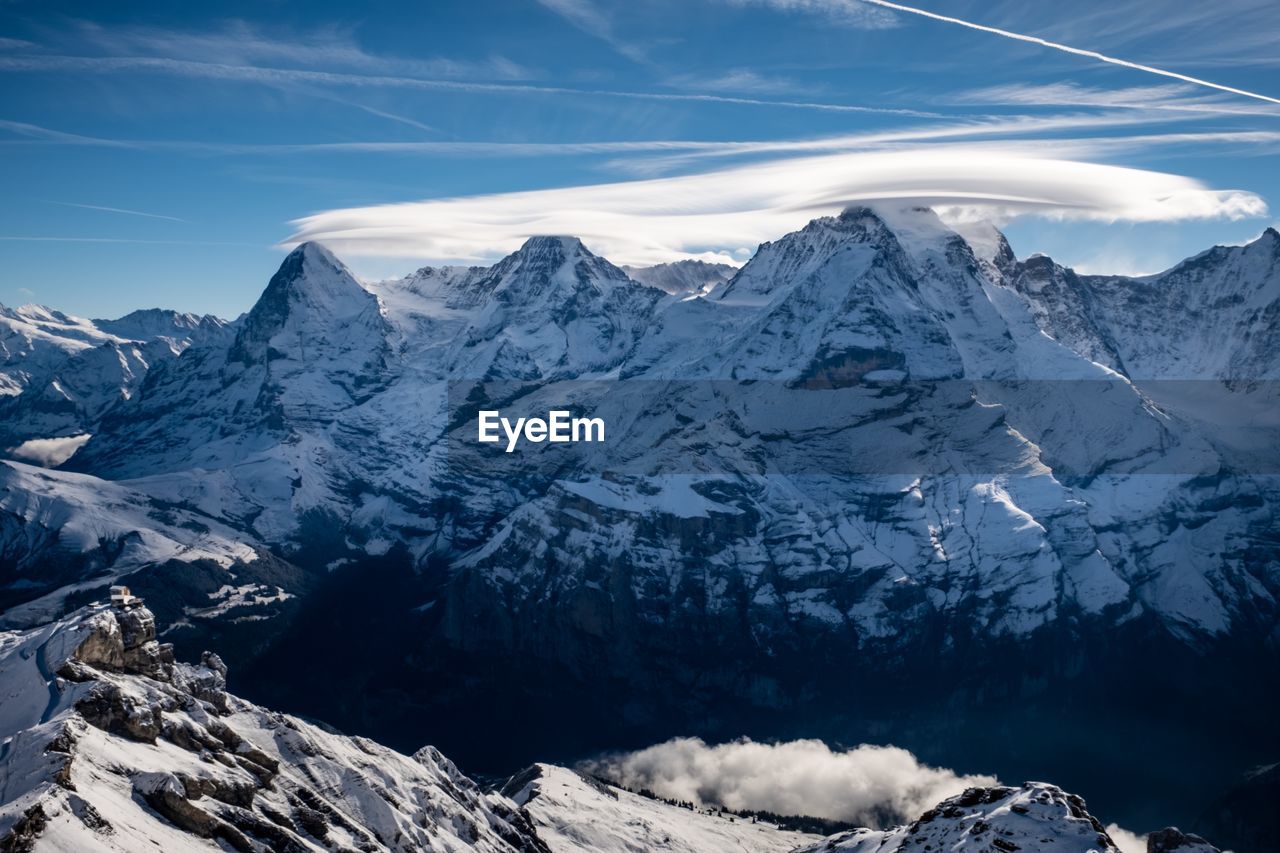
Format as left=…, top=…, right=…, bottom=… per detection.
left=1005, top=228, right=1280, bottom=380
left=798, top=783, right=1123, bottom=852
left=0, top=461, right=266, bottom=628
left=503, top=763, right=821, bottom=852
left=0, top=604, right=548, bottom=852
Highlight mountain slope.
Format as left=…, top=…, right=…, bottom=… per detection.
left=0, top=304, right=231, bottom=449
left=503, top=763, right=821, bottom=852
left=1004, top=228, right=1280, bottom=380
left=0, top=603, right=549, bottom=852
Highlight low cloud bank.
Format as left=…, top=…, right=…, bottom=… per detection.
left=582, top=736, right=997, bottom=828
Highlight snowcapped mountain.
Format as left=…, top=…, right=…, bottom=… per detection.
left=621, top=258, right=738, bottom=295
left=94, top=309, right=232, bottom=348
left=0, top=603, right=1216, bottom=851
left=0, top=302, right=232, bottom=449
left=0, top=208, right=1277, bottom=839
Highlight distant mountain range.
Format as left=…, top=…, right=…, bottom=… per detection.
left=1, top=206, right=1277, bottom=846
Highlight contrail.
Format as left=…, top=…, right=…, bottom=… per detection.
left=45, top=201, right=187, bottom=222
left=860, top=0, right=1280, bottom=107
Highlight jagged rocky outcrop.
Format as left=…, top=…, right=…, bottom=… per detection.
left=798, top=783, right=1123, bottom=852
left=0, top=604, right=550, bottom=851
left=1005, top=227, right=1280, bottom=380
left=1144, top=827, right=1220, bottom=853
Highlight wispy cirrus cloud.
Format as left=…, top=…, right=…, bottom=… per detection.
left=724, top=0, right=899, bottom=30
left=0, top=117, right=135, bottom=148
left=663, top=68, right=805, bottom=96
left=55, top=19, right=532, bottom=81
left=282, top=145, right=1267, bottom=266
left=953, top=82, right=1280, bottom=117
left=8, top=113, right=1278, bottom=170
left=1026, top=0, right=1280, bottom=69
left=0, top=54, right=939, bottom=117
left=533, top=0, right=650, bottom=64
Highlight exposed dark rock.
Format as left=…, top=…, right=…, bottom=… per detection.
left=75, top=682, right=161, bottom=743
left=133, top=772, right=254, bottom=852
left=1146, top=826, right=1220, bottom=852
left=0, top=804, right=47, bottom=853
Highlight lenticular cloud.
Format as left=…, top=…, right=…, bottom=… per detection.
left=283, top=148, right=1266, bottom=266
left=581, top=736, right=998, bottom=827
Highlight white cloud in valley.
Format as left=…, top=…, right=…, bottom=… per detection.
left=581, top=736, right=997, bottom=827
left=6, top=434, right=92, bottom=467
left=1106, top=823, right=1149, bottom=853
left=283, top=147, right=1267, bottom=266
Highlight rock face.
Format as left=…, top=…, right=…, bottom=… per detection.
left=1145, top=827, right=1221, bottom=853
left=621, top=259, right=738, bottom=295
left=0, top=604, right=550, bottom=852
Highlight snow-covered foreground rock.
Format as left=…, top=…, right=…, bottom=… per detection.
left=0, top=604, right=548, bottom=851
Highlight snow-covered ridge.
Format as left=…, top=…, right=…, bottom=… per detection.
left=0, top=301, right=233, bottom=449
left=0, top=603, right=548, bottom=851
left=621, top=258, right=738, bottom=296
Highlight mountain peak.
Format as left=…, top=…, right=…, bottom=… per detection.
left=490, top=233, right=634, bottom=294
left=253, top=242, right=369, bottom=317
left=230, top=241, right=383, bottom=362
left=290, top=239, right=341, bottom=264
left=519, top=235, right=585, bottom=254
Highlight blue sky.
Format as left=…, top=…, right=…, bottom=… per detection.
left=2, top=0, right=1278, bottom=318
